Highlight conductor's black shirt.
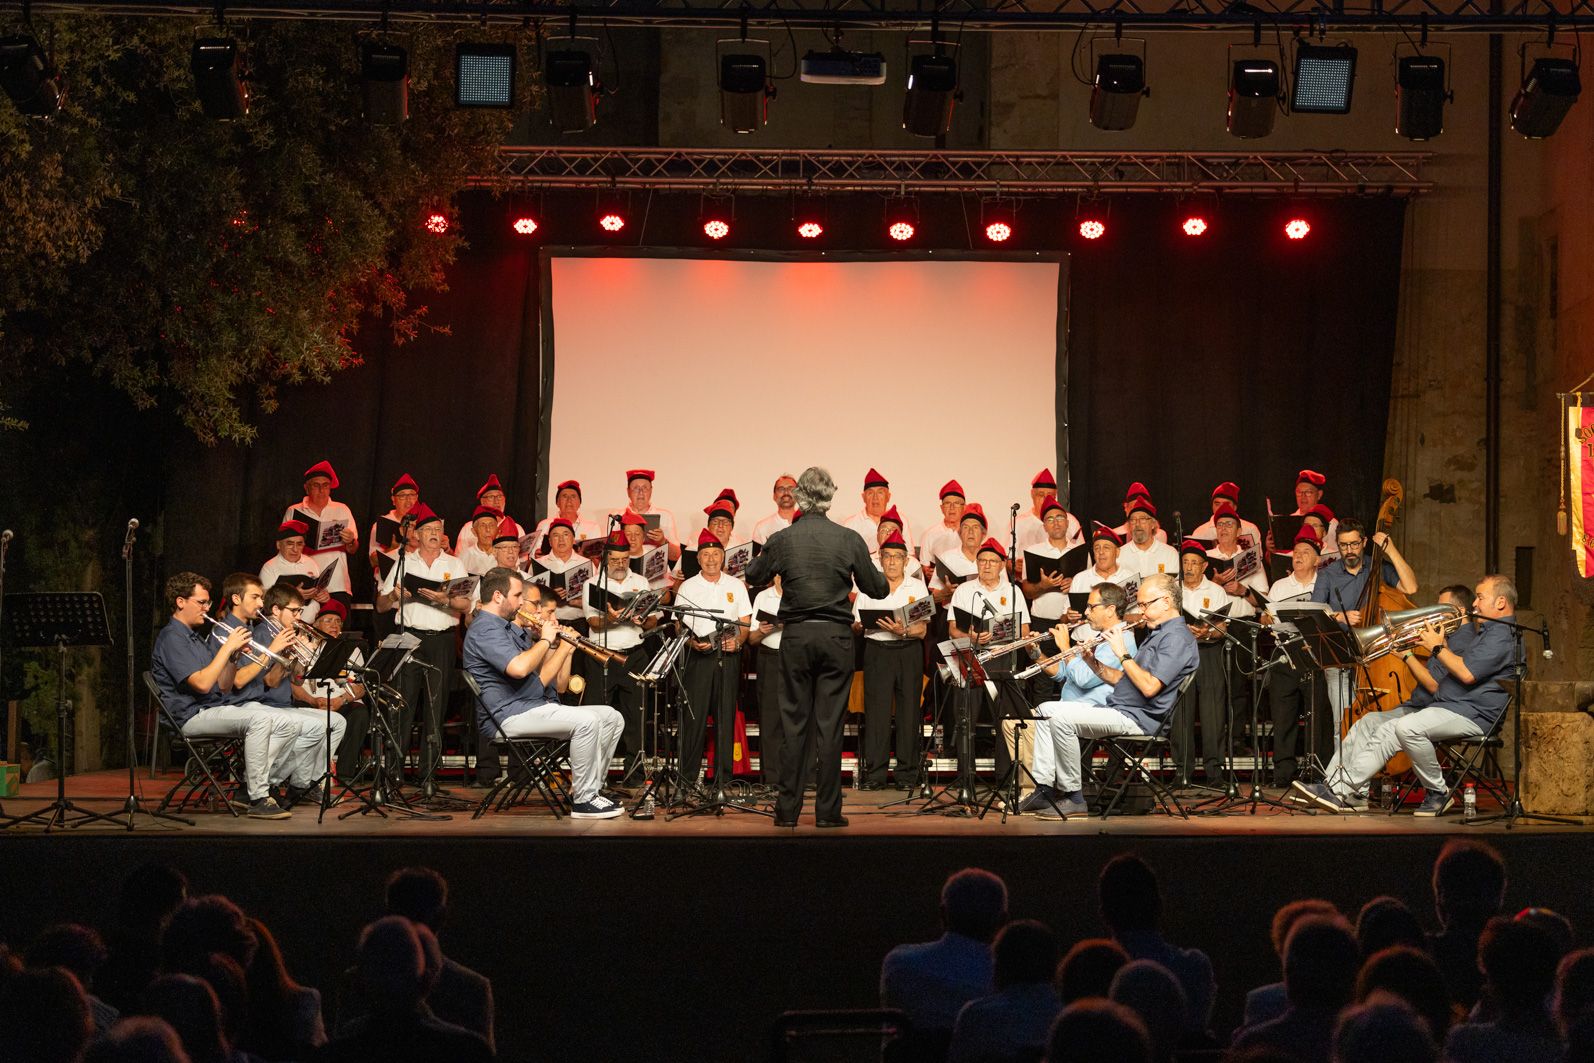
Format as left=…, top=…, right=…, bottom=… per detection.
left=746, top=512, right=889, bottom=625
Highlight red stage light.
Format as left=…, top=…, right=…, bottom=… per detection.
left=985, top=221, right=1013, bottom=243
left=1181, top=216, right=1208, bottom=237
left=703, top=219, right=730, bottom=240
left=888, top=221, right=915, bottom=241
left=1285, top=218, right=1311, bottom=240
left=424, top=213, right=448, bottom=234
left=797, top=221, right=824, bottom=239
left=1078, top=219, right=1106, bottom=240
left=512, top=216, right=538, bottom=235
left=599, top=213, right=626, bottom=232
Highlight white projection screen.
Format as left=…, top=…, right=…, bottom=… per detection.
left=540, top=252, right=1066, bottom=544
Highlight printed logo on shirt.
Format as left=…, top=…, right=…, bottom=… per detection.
left=1202, top=597, right=1211, bottom=609
left=1158, top=565, right=1166, bottom=573
left=1000, top=597, right=1007, bottom=606
left=908, top=596, right=917, bottom=603
left=726, top=592, right=734, bottom=603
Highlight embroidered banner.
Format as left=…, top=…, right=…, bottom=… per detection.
left=1568, top=403, right=1594, bottom=577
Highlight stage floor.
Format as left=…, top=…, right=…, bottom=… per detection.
left=4, top=768, right=1587, bottom=837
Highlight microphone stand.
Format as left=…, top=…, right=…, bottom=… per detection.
left=120, top=521, right=186, bottom=828
left=1465, top=615, right=1572, bottom=829
left=0, top=530, right=9, bottom=820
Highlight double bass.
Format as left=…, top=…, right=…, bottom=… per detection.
left=1340, top=479, right=1419, bottom=774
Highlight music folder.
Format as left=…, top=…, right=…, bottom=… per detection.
left=374, top=515, right=403, bottom=551
left=934, top=559, right=977, bottom=587
left=293, top=508, right=351, bottom=552
left=755, top=608, right=781, bottom=626
left=1269, top=512, right=1308, bottom=554
left=401, top=573, right=479, bottom=609
left=1023, top=543, right=1089, bottom=582
left=859, top=596, right=935, bottom=632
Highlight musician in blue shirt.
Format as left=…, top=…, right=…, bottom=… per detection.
left=1021, top=583, right=1137, bottom=814
left=462, top=567, right=625, bottom=820
left=1309, top=517, right=1419, bottom=729
left=1026, top=573, right=1198, bottom=819
left=1295, top=575, right=1520, bottom=817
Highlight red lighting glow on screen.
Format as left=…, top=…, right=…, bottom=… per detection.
left=797, top=221, right=824, bottom=239
left=1181, top=216, right=1208, bottom=237
left=1078, top=219, right=1106, bottom=240
left=1285, top=218, right=1311, bottom=240
left=703, top=219, right=730, bottom=240
left=985, top=221, right=1013, bottom=243
left=424, top=213, right=448, bottom=234
left=599, top=213, right=626, bottom=232
left=512, top=217, right=539, bottom=235
left=888, top=221, right=915, bottom=241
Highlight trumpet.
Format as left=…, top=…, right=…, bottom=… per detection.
left=200, top=615, right=298, bottom=673
left=289, top=619, right=329, bottom=671
left=1014, top=617, right=1148, bottom=681
left=514, top=607, right=631, bottom=665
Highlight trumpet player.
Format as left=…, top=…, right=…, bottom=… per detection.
left=151, top=573, right=301, bottom=819
left=464, top=569, right=625, bottom=819
left=1295, top=575, right=1521, bottom=818
left=257, top=584, right=347, bottom=798
left=1020, top=583, right=1137, bottom=814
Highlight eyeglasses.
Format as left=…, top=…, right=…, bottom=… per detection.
left=285, top=606, right=305, bottom=614
left=1137, top=594, right=1171, bottom=608
left=186, top=598, right=212, bottom=609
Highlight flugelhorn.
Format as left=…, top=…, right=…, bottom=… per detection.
left=200, top=615, right=297, bottom=673
left=513, top=606, right=631, bottom=665
left=1350, top=603, right=1467, bottom=660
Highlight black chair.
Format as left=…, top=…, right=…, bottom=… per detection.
left=142, top=672, right=243, bottom=817
left=461, top=672, right=572, bottom=819
left=769, top=1008, right=913, bottom=1063
left=1091, top=671, right=1199, bottom=820
left=1385, top=712, right=1509, bottom=813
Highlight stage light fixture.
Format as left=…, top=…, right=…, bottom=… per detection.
left=512, top=216, right=538, bottom=235
left=456, top=42, right=516, bottom=109
left=546, top=47, right=600, bottom=131
left=1089, top=53, right=1146, bottom=131
left=719, top=52, right=770, bottom=133
left=888, top=220, right=915, bottom=241
left=191, top=37, right=249, bottom=120
left=703, top=218, right=730, bottom=240
left=0, top=32, right=63, bottom=118
left=599, top=212, right=626, bottom=233
left=1285, top=217, right=1311, bottom=240
left=1291, top=41, right=1357, bottom=115
left=1510, top=56, right=1580, bottom=139
left=902, top=52, right=958, bottom=137
left=1396, top=54, right=1447, bottom=140
left=424, top=213, right=449, bottom=234
left=1182, top=216, right=1208, bottom=237
left=360, top=41, right=408, bottom=125
left=797, top=220, right=823, bottom=239
left=1078, top=219, right=1106, bottom=240
left=984, top=221, right=1012, bottom=242
left=1228, top=59, right=1279, bottom=138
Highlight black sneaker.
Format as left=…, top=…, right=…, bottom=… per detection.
left=1018, top=787, right=1059, bottom=814
left=571, top=796, right=624, bottom=820
left=247, top=798, right=291, bottom=820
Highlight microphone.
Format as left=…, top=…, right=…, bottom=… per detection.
left=1010, top=503, right=1021, bottom=515
left=400, top=513, right=416, bottom=530
left=980, top=597, right=997, bottom=618
left=124, top=517, right=139, bottom=542
left=1173, top=510, right=1182, bottom=525
left=1542, top=623, right=1554, bottom=661
left=1, top=529, right=11, bottom=545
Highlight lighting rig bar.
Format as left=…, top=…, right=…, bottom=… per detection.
left=13, top=0, right=1594, bottom=31
left=482, top=148, right=1433, bottom=196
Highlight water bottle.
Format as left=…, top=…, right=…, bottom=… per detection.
left=1463, top=783, right=1476, bottom=822
left=636, top=791, right=656, bottom=820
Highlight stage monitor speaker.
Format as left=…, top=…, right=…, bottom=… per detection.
left=361, top=41, right=408, bottom=125
left=1227, top=59, right=1278, bottom=139
left=545, top=48, right=599, bottom=132
left=719, top=54, right=769, bottom=134
left=190, top=38, right=249, bottom=120
left=1396, top=55, right=1445, bottom=141
left=902, top=53, right=957, bottom=137
left=1089, top=53, right=1145, bottom=131
left=1510, top=57, right=1580, bottom=139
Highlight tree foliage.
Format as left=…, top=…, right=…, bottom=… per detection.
left=0, top=17, right=515, bottom=443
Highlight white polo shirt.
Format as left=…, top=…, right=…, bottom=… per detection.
left=377, top=549, right=466, bottom=631
left=752, top=511, right=795, bottom=545
left=259, top=553, right=324, bottom=623
left=854, top=575, right=931, bottom=643
left=844, top=511, right=915, bottom=557
left=1179, top=576, right=1255, bottom=622
left=1120, top=539, right=1181, bottom=582
left=282, top=499, right=355, bottom=596
left=582, top=568, right=654, bottom=652
left=918, top=522, right=962, bottom=573
left=674, top=571, right=752, bottom=639
left=949, top=579, right=1031, bottom=630
left=534, top=550, right=596, bottom=622
left=929, top=547, right=980, bottom=591
left=750, top=587, right=785, bottom=652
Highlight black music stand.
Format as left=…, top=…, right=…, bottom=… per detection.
left=978, top=675, right=1052, bottom=822
left=340, top=634, right=447, bottom=821
left=1, top=592, right=128, bottom=831
left=901, top=639, right=995, bottom=817
left=301, top=638, right=374, bottom=823
left=1287, top=606, right=1361, bottom=792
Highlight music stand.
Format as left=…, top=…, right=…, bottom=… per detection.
left=299, top=638, right=377, bottom=822
left=1, top=592, right=128, bottom=831
left=900, top=639, right=994, bottom=817
left=1284, top=606, right=1359, bottom=790
left=978, top=674, right=1052, bottom=821
left=340, top=634, right=447, bottom=821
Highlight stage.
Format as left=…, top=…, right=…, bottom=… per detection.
left=4, top=770, right=1591, bottom=1062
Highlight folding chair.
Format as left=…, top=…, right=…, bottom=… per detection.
left=1092, top=671, right=1199, bottom=820
left=462, top=673, right=572, bottom=819
left=142, top=672, right=243, bottom=817
left=1385, top=712, right=1509, bottom=814
left=769, top=1008, right=913, bottom=1063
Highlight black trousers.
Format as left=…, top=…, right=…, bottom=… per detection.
left=1268, top=661, right=1331, bottom=784
left=335, top=701, right=370, bottom=779
left=1172, top=641, right=1228, bottom=783
left=776, top=621, right=854, bottom=821
left=396, top=628, right=455, bottom=782
left=679, top=647, right=738, bottom=788
left=861, top=639, right=924, bottom=786
left=586, top=641, right=648, bottom=762
left=757, top=646, right=787, bottom=786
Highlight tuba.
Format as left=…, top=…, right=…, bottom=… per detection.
left=1350, top=603, right=1466, bottom=661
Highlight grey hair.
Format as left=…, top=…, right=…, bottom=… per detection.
left=793, top=466, right=836, bottom=515
left=1143, top=572, right=1179, bottom=612
left=1482, top=574, right=1518, bottom=609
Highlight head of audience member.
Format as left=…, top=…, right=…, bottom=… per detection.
left=1477, top=915, right=1559, bottom=1020
left=1109, top=960, right=1188, bottom=1063
left=1134, top=575, right=1181, bottom=630
left=141, top=974, right=229, bottom=1063
left=221, top=573, right=264, bottom=622
left=1472, top=575, right=1517, bottom=621
left=85, top=1017, right=193, bottom=1063
left=1098, top=854, right=1164, bottom=936
left=355, top=916, right=429, bottom=1017
left=413, top=923, right=445, bottom=1001
left=27, top=924, right=109, bottom=996
left=1355, top=946, right=1454, bottom=1042
left=242, top=918, right=307, bottom=1057
left=1557, top=948, right=1594, bottom=1037
left=1283, top=915, right=1360, bottom=1012
left=772, top=474, right=798, bottom=515
left=1432, top=839, right=1507, bottom=932
left=183, top=953, right=247, bottom=1052
left=793, top=466, right=837, bottom=518
left=386, top=866, right=451, bottom=933
left=1335, top=518, right=1369, bottom=573
left=1355, top=896, right=1426, bottom=958
left=1515, top=906, right=1575, bottom=959
left=477, top=567, right=526, bottom=622
left=160, top=896, right=258, bottom=974
left=991, top=920, right=1059, bottom=991
left=1332, top=997, right=1438, bottom=1063
left=1270, top=900, right=1339, bottom=960
left=165, top=574, right=213, bottom=627
left=1045, top=999, right=1152, bottom=1063
left=939, top=868, right=1008, bottom=944
left=1055, top=939, right=1130, bottom=1004
left=0, top=966, right=94, bottom=1063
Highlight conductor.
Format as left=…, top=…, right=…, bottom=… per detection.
left=747, top=466, right=889, bottom=828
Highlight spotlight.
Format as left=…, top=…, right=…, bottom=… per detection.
left=902, top=53, right=957, bottom=137
left=456, top=42, right=516, bottom=109
left=1228, top=59, right=1279, bottom=138
left=545, top=48, right=599, bottom=131
left=797, top=220, right=824, bottom=239
left=1396, top=54, right=1447, bottom=140
left=1284, top=218, right=1311, bottom=240
left=424, top=213, right=449, bottom=234
left=719, top=53, right=770, bottom=134
left=1181, top=216, right=1208, bottom=237
left=191, top=37, right=249, bottom=120
left=888, top=220, right=915, bottom=241
left=599, top=212, right=626, bottom=233
left=360, top=41, right=408, bottom=125
left=0, top=33, right=63, bottom=118
left=1089, top=53, right=1146, bottom=131
left=703, top=218, right=730, bottom=240
left=512, top=216, right=538, bottom=235
left=985, top=221, right=1013, bottom=242
left=1291, top=42, right=1357, bottom=115
left=1510, top=57, right=1580, bottom=139
left=1078, top=219, right=1106, bottom=240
